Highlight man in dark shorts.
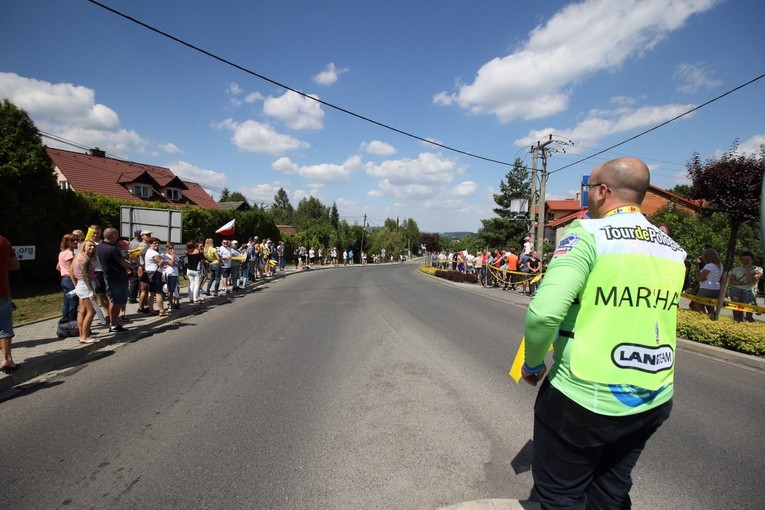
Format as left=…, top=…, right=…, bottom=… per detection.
left=97, top=228, right=132, bottom=333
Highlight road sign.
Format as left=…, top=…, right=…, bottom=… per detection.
left=13, top=245, right=36, bottom=260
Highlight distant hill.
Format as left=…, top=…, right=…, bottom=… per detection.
left=441, top=232, right=475, bottom=240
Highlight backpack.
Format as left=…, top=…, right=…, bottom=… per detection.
left=56, top=320, right=80, bottom=339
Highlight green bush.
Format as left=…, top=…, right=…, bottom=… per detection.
left=676, top=309, right=765, bottom=356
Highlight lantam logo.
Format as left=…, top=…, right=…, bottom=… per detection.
left=612, top=344, right=673, bottom=373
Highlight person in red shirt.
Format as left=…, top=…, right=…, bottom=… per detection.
left=504, top=248, right=519, bottom=291
left=1, top=235, right=20, bottom=371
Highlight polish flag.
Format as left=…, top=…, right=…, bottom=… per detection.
left=215, top=219, right=236, bottom=236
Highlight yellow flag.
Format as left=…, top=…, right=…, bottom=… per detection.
left=509, top=337, right=553, bottom=384
left=509, top=338, right=527, bottom=383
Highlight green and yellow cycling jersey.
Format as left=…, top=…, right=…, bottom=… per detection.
left=524, top=210, right=687, bottom=416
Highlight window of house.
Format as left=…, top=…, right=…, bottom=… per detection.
left=133, top=184, right=151, bottom=198
left=165, top=188, right=181, bottom=201
left=59, top=180, right=71, bottom=190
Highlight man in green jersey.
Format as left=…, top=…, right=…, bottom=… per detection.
left=522, top=157, right=687, bottom=509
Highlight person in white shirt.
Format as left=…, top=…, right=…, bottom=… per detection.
left=144, top=238, right=169, bottom=316
left=162, top=242, right=180, bottom=309
left=690, top=248, right=722, bottom=317
left=217, top=240, right=232, bottom=293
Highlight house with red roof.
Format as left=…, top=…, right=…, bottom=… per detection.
left=48, top=147, right=219, bottom=210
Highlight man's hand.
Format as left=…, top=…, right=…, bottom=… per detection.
left=521, top=364, right=547, bottom=386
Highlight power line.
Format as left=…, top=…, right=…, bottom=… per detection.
left=86, top=0, right=513, bottom=167
left=548, top=73, right=765, bottom=175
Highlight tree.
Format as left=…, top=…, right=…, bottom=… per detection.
left=226, top=191, right=249, bottom=204
left=687, top=142, right=764, bottom=319
left=218, top=187, right=231, bottom=202
left=330, top=202, right=340, bottom=229
left=668, top=184, right=692, bottom=198
left=420, top=232, right=442, bottom=253
left=294, top=196, right=329, bottom=229
left=400, top=218, right=420, bottom=255
left=271, top=187, right=294, bottom=225
left=0, top=99, right=83, bottom=279
left=478, top=157, right=531, bottom=250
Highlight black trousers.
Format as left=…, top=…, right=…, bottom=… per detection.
left=531, top=378, right=672, bottom=509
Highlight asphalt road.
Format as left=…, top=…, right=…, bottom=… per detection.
left=1, top=263, right=763, bottom=509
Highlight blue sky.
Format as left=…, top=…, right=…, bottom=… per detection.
left=1, top=0, right=763, bottom=232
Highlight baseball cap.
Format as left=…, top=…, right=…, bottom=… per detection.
left=140, top=230, right=152, bottom=235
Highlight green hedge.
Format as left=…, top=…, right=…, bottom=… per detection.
left=676, top=309, right=765, bottom=356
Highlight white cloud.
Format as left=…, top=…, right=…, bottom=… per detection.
left=365, top=152, right=459, bottom=184
left=739, top=134, right=765, bottom=156
left=240, top=183, right=284, bottom=206
left=263, top=90, right=324, bottom=130
left=452, top=181, right=477, bottom=196
left=0, top=72, right=156, bottom=157
left=313, top=62, right=349, bottom=86
left=167, top=161, right=228, bottom=190
left=514, top=102, right=696, bottom=152
left=214, top=118, right=309, bottom=154
left=365, top=152, right=463, bottom=198
left=434, top=0, right=719, bottom=123
left=228, top=83, right=242, bottom=96
left=674, top=63, right=722, bottom=93
left=360, top=140, right=397, bottom=156
left=36, top=119, right=147, bottom=159
left=336, top=197, right=357, bottom=208
left=160, top=143, right=181, bottom=154
left=245, top=91, right=263, bottom=103
left=0, top=72, right=121, bottom=129
left=272, top=155, right=362, bottom=184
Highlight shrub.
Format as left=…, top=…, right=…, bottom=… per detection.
left=676, top=309, right=765, bottom=356
left=418, top=264, right=437, bottom=276
left=434, top=268, right=480, bottom=284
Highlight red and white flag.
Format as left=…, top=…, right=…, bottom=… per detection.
left=215, top=219, right=236, bottom=236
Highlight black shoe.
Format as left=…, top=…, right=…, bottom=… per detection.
left=128, top=300, right=138, bottom=304
left=109, top=324, right=128, bottom=333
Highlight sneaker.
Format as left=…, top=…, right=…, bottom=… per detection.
left=109, top=324, right=128, bottom=333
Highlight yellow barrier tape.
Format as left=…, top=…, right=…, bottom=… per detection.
left=484, top=264, right=543, bottom=285
left=681, top=292, right=765, bottom=314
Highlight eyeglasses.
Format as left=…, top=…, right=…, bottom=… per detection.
left=587, top=182, right=611, bottom=193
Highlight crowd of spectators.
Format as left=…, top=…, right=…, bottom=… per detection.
left=54, top=227, right=290, bottom=342
left=429, top=236, right=545, bottom=296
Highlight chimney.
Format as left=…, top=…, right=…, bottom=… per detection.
left=88, top=147, right=106, bottom=158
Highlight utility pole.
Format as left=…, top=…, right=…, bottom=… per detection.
left=531, top=134, right=572, bottom=256
left=529, top=146, right=538, bottom=247
left=360, top=213, right=367, bottom=264
left=534, top=135, right=555, bottom=254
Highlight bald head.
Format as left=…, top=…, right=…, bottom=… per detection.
left=592, top=157, right=650, bottom=204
